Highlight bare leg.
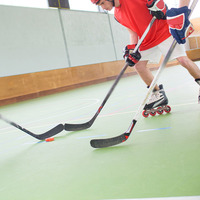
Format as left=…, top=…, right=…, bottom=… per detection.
left=134, top=60, right=169, bottom=110
left=177, top=56, right=200, bottom=103
left=134, top=60, right=159, bottom=90
left=176, top=56, right=200, bottom=79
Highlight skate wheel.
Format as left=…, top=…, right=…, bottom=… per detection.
left=164, top=105, right=171, bottom=113
left=157, top=107, right=163, bottom=115
left=150, top=111, right=156, bottom=116
left=142, top=110, right=149, bottom=118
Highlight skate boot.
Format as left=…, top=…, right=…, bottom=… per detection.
left=142, top=84, right=171, bottom=118
left=195, top=78, right=200, bottom=103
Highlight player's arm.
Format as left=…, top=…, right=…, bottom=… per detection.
left=123, top=29, right=141, bottom=67
left=127, top=28, right=138, bottom=44
left=166, top=0, right=194, bottom=44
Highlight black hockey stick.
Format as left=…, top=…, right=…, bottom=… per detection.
left=64, top=16, right=156, bottom=132
left=0, top=114, right=64, bottom=140
left=90, top=0, right=198, bottom=148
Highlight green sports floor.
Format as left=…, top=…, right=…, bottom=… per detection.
left=0, top=62, right=200, bottom=200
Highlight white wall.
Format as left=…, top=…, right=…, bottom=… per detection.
left=0, top=5, right=70, bottom=77
left=0, top=5, right=129, bottom=77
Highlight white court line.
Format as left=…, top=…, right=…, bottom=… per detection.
left=0, top=98, right=100, bottom=132
left=0, top=100, right=197, bottom=136
left=74, top=101, right=198, bottom=120
left=105, top=196, right=200, bottom=200
left=76, top=134, right=106, bottom=139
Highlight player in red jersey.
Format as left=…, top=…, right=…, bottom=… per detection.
left=91, top=0, right=200, bottom=113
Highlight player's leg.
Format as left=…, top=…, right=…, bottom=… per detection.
left=176, top=56, right=200, bottom=103
left=159, top=36, right=200, bottom=103
left=176, top=56, right=200, bottom=79
left=134, top=60, right=159, bottom=90
left=135, top=49, right=169, bottom=111
left=134, top=60, right=169, bottom=114
left=195, top=79, right=200, bottom=103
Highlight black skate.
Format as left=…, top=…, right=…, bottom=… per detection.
left=142, top=84, right=171, bottom=118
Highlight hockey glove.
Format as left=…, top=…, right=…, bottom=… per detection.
left=123, top=44, right=141, bottom=67
left=146, top=0, right=167, bottom=20
left=166, top=6, right=194, bottom=44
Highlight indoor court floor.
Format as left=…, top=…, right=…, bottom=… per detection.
left=0, top=62, right=200, bottom=200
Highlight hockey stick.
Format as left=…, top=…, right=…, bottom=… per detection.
left=0, top=114, right=64, bottom=140
left=64, top=16, right=156, bottom=131
left=90, top=0, right=198, bottom=148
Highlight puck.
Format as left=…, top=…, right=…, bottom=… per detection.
left=45, top=137, right=54, bottom=142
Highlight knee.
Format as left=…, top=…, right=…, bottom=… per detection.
left=134, top=61, right=147, bottom=72
left=177, top=56, right=191, bottom=67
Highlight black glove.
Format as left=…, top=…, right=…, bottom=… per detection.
left=123, top=44, right=141, bottom=67
left=146, top=0, right=167, bottom=20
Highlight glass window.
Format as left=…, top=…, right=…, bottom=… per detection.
left=0, top=0, right=199, bottom=18
left=68, top=0, right=98, bottom=12
left=0, top=0, right=99, bottom=11
left=0, top=0, right=48, bottom=8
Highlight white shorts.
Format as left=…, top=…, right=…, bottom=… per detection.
left=140, top=36, right=187, bottom=63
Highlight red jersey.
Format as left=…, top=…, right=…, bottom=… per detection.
left=114, top=0, right=171, bottom=50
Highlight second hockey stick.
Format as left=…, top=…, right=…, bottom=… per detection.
left=0, top=114, right=64, bottom=140
left=64, top=16, right=156, bottom=131
left=90, top=0, right=198, bottom=148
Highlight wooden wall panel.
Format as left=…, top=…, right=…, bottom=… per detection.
left=197, top=37, right=200, bottom=48
left=189, top=37, right=198, bottom=49
left=0, top=60, right=138, bottom=106
left=186, top=49, right=200, bottom=61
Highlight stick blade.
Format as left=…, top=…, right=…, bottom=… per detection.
left=64, top=121, right=92, bottom=131
left=0, top=114, right=64, bottom=140
left=90, top=133, right=130, bottom=148
left=36, top=124, right=64, bottom=140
